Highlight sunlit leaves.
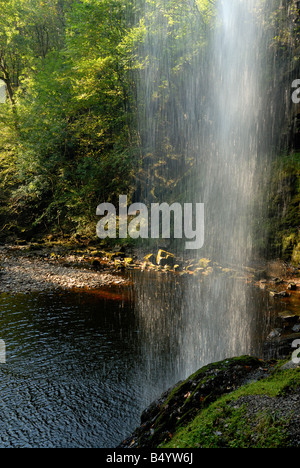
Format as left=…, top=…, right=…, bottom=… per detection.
left=0, top=0, right=137, bottom=234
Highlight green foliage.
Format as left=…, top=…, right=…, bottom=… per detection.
left=265, top=153, right=300, bottom=262
left=0, top=0, right=298, bottom=252
left=0, top=0, right=137, bottom=238
left=0, top=0, right=217, bottom=239
left=129, top=0, right=217, bottom=205
left=270, top=0, right=300, bottom=54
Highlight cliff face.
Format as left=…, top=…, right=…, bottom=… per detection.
left=119, top=356, right=300, bottom=449
left=264, top=152, right=300, bottom=263
left=260, top=1, right=300, bottom=263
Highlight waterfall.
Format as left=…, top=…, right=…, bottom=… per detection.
left=134, top=0, right=273, bottom=383
left=135, top=0, right=269, bottom=262
left=206, top=0, right=262, bottom=265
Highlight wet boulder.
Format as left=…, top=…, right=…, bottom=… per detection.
left=118, top=356, right=264, bottom=449
left=270, top=290, right=290, bottom=298
left=287, top=282, right=297, bottom=291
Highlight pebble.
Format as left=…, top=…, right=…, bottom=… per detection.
left=0, top=250, right=128, bottom=294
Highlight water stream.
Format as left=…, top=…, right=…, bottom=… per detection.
left=135, top=0, right=273, bottom=381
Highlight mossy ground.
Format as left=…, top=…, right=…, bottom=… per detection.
left=161, top=364, right=300, bottom=448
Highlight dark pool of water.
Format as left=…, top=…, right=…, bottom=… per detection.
left=0, top=272, right=277, bottom=448
left=0, top=289, right=148, bottom=448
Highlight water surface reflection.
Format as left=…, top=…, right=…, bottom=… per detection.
left=0, top=272, right=272, bottom=448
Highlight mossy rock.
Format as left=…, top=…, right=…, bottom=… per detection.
left=144, top=253, right=157, bottom=265
left=119, top=356, right=264, bottom=449
left=91, top=250, right=105, bottom=258
left=186, top=264, right=196, bottom=272
left=124, top=257, right=134, bottom=265
left=105, top=252, right=117, bottom=261
left=163, top=364, right=300, bottom=449
left=157, top=250, right=176, bottom=267
left=198, top=258, right=211, bottom=268
left=120, top=356, right=300, bottom=449
left=14, top=240, right=28, bottom=246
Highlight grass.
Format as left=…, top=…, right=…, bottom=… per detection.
left=160, top=365, right=300, bottom=449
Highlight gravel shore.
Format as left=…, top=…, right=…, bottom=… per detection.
left=0, top=245, right=128, bottom=294
left=231, top=389, right=300, bottom=447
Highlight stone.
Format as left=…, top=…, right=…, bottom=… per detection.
left=267, top=329, right=282, bottom=339
left=272, top=277, right=284, bottom=285
left=270, top=290, right=290, bottom=298
left=124, top=257, right=133, bottom=265
left=279, top=310, right=298, bottom=320
left=92, top=259, right=101, bottom=270
left=160, top=256, right=176, bottom=268
left=0, top=246, right=129, bottom=293
left=105, top=252, right=116, bottom=261
left=156, top=250, right=176, bottom=267
left=264, top=332, right=300, bottom=361
left=193, top=267, right=204, bottom=276
left=222, top=268, right=233, bottom=274
left=144, top=254, right=157, bottom=265
left=292, top=324, right=300, bottom=333
left=253, top=270, right=268, bottom=280
left=114, top=259, right=125, bottom=271
left=111, top=252, right=125, bottom=260
left=118, top=356, right=265, bottom=449
left=14, top=240, right=27, bottom=246
left=198, top=258, right=211, bottom=268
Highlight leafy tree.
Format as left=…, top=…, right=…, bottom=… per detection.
left=0, top=0, right=137, bottom=238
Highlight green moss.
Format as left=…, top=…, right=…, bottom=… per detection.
left=158, top=356, right=261, bottom=412
left=162, top=402, right=290, bottom=449
left=161, top=365, right=300, bottom=449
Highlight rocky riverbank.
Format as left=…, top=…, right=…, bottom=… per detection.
left=0, top=241, right=299, bottom=311
left=1, top=241, right=299, bottom=294
left=119, top=356, right=300, bottom=449
left=0, top=244, right=129, bottom=293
